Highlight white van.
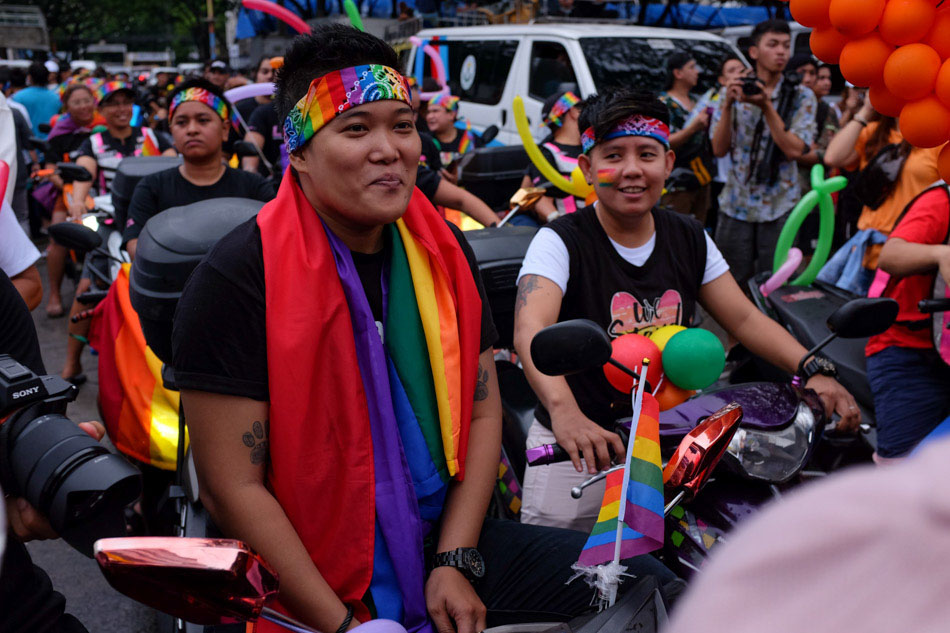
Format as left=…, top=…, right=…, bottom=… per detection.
left=407, top=24, right=745, bottom=145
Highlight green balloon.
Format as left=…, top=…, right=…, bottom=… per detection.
left=662, top=328, right=726, bottom=391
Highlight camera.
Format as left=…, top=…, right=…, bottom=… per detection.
left=741, top=75, right=763, bottom=96
left=0, top=355, right=141, bottom=557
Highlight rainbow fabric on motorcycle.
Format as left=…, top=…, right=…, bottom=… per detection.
left=88, top=265, right=183, bottom=471
left=282, top=64, right=412, bottom=152
left=578, top=393, right=664, bottom=566
left=428, top=93, right=459, bottom=112
left=581, top=114, right=671, bottom=154
left=257, top=173, right=481, bottom=632
left=542, top=91, right=580, bottom=128
left=169, top=86, right=239, bottom=129
left=95, top=80, right=133, bottom=105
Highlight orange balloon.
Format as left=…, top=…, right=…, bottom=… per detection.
left=829, top=0, right=885, bottom=36
left=654, top=380, right=694, bottom=412
left=924, top=9, right=950, bottom=60
left=839, top=33, right=893, bottom=88
left=789, top=0, right=831, bottom=28
left=868, top=82, right=906, bottom=117
left=899, top=96, right=950, bottom=148
left=938, top=143, right=950, bottom=182
left=810, top=27, right=851, bottom=64
left=879, top=0, right=937, bottom=46
left=937, top=59, right=950, bottom=109
left=883, top=44, right=942, bottom=101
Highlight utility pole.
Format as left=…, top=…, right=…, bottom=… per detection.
left=207, top=0, right=216, bottom=59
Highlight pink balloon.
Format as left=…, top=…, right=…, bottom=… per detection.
left=0, top=160, right=9, bottom=204
left=410, top=35, right=449, bottom=98
left=224, top=82, right=275, bottom=103
left=242, top=0, right=311, bottom=34
left=759, top=247, right=804, bottom=297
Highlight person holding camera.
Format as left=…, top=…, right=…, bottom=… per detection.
left=711, top=19, right=817, bottom=289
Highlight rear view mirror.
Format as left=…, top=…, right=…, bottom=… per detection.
left=49, top=222, right=102, bottom=251
left=481, top=125, right=499, bottom=145
left=663, top=403, right=743, bottom=501
left=531, top=319, right=612, bottom=377
left=827, top=298, right=899, bottom=339
left=94, top=537, right=278, bottom=625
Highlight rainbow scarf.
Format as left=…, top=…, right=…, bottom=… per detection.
left=542, top=91, right=580, bottom=128
left=581, top=114, right=671, bottom=154
left=169, top=86, right=239, bottom=130
left=578, top=393, right=664, bottom=565
left=257, top=173, right=481, bottom=631
left=283, top=64, right=412, bottom=152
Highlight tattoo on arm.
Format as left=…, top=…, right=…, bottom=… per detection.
left=241, top=419, right=269, bottom=465
left=515, top=275, right=541, bottom=318
left=475, top=362, right=489, bottom=401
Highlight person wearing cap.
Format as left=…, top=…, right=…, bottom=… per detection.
left=513, top=88, right=859, bottom=531
left=12, top=62, right=61, bottom=138
left=517, top=90, right=585, bottom=226
left=423, top=93, right=483, bottom=182
left=171, top=25, right=676, bottom=633
left=204, top=60, right=230, bottom=89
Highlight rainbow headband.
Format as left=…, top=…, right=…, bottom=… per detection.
left=581, top=114, right=670, bottom=154
left=542, top=91, right=580, bottom=128
left=283, top=64, right=412, bottom=153
left=170, top=87, right=239, bottom=129
left=428, top=93, right=459, bottom=112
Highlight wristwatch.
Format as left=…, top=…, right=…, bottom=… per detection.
left=801, top=355, right=838, bottom=381
left=432, top=548, right=485, bottom=581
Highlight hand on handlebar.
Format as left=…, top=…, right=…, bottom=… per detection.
left=806, top=375, right=861, bottom=433
left=550, top=407, right=625, bottom=474
left=67, top=198, right=86, bottom=221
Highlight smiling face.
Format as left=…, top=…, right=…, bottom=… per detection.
left=65, top=87, right=96, bottom=126
left=170, top=101, right=229, bottom=162
left=425, top=104, right=456, bottom=135
left=100, top=92, right=134, bottom=131
left=290, top=100, right=420, bottom=232
left=579, top=135, right=673, bottom=220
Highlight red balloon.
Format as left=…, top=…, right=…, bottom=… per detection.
left=839, top=33, right=893, bottom=88
left=810, top=27, right=850, bottom=64
left=879, top=0, right=937, bottom=46
left=938, top=143, right=950, bottom=183
left=868, top=82, right=906, bottom=117
left=829, top=0, right=885, bottom=37
left=923, top=9, right=950, bottom=60
left=789, top=0, right=831, bottom=28
left=242, top=0, right=312, bottom=34
left=884, top=44, right=942, bottom=102
left=899, top=96, right=950, bottom=148
left=937, top=59, right=950, bottom=109
left=603, top=334, right=663, bottom=394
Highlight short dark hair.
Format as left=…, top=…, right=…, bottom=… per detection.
left=274, top=24, right=398, bottom=125
left=28, top=62, right=48, bottom=87
left=578, top=89, right=669, bottom=148
left=665, top=52, right=694, bottom=90
left=168, top=77, right=233, bottom=118
left=9, top=68, right=26, bottom=89
left=61, top=82, right=95, bottom=106
left=750, top=19, right=791, bottom=47
left=788, top=53, right=817, bottom=75
left=718, top=55, right=742, bottom=77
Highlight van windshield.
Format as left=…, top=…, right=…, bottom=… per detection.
left=580, top=37, right=740, bottom=95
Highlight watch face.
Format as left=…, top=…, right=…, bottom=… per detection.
left=464, top=549, right=485, bottom=578
left=816, top=357, right=837, bottom=375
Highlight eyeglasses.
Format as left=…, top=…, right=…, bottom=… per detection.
left=102, top=99, right=134, bottom=109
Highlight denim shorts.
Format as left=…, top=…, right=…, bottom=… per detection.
left=866, top=346, right=950, bottom=458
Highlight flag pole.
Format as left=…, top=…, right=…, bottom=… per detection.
left=609, top=358, right=650, bottom=606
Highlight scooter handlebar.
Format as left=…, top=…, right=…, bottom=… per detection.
left=525, top=443, right=569, bottom=467
left=919, top=298, right=950, bottom=314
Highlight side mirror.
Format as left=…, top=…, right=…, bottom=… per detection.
left=663, top=402, right=743, bottom=502
left=481, top=125, right=499, bottom=145
left=49, top=222, right=102, bottom=251
left=827, top=297, right=899, bottom=339
left=56, top=162, right=94, bottom=183
left=531, top=319, right=612, bottom=377
left=232, top=140, right=259, bottom=158
left=94, top=537, right=278, bottom=625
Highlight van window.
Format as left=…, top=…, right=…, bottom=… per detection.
left=528, top=41, right=579, bottom=101
left=421, top=39, right=519, bottom=105
left=580, top=37, right=740, bottom=95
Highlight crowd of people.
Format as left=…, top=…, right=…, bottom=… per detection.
left=1, top=15, right=949, bottom=633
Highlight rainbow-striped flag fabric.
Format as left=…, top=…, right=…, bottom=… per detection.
left=578, top=392, right=664, bottom=566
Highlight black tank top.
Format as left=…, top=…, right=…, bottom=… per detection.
left=535, top=205, right=708, bottom=429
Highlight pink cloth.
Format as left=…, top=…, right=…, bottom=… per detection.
left=667, top=437, right=950, bottom=633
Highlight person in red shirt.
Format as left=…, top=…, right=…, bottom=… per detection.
left=867, top=185, right=950, bottom=460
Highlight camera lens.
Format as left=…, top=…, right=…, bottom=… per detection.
left=5, top=413, right=141, bottom=556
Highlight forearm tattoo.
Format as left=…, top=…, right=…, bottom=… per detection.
left=242, top=419, right=269, bottom=465
left=475, top=362, right=489, bottom=401
left=515, top=275, right=541, bottom=318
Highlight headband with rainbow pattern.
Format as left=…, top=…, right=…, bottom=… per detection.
left=428, top=93, right=459, bottom=112
left=96, top=81, right=134, bottom=105
left=170, top=87, right=239, bottom=129
left=283, top=64, right=412, bottom=153
left=581, top=114, right=670, bottom=154
left=542, top=91, right=580, bottom=128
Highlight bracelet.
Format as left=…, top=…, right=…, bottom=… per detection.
left=336, top=604, right=354, bottom=633
left=852, top=116, right=868, bottom=127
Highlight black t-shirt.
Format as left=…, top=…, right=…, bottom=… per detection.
left=247, top=102, right=281, bottom=177
left=525, top=141, right=582, bottom=201
left=122, top=166, right=276, bottom=246
left=46, top=131, right=90, bottom=165
left=76, top=126, right=172, bottom=162
left=172, top=217, right=497, bottom=401
left=235, top=97, right=261, bottom=126
left=426, top=128, right=482, bottom=171
left=535, top=205, right=707, bottom=430
left=416, top=164, right=442, bottom=202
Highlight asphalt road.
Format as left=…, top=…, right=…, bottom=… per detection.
left=25, top=256, right=159, bottom=633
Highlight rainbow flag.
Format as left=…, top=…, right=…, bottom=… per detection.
left=142, top=133, right=161, bottom=157
left=578, top=392, right=664, bottom=566
left=88, top=264, right=183, bottom=470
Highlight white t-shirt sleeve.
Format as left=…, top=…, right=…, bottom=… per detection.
left=0, top=198, right=40, bottom=277
left=0, top=94, right=17, bottom=207
left=516, top=227, right=570, bottom=294
left=702, top=231, right=730, bottom=285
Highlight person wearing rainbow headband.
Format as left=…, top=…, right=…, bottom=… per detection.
left=422, top=92, right=482, bottom=183
left=171, top=25, right=675, bottom=633
left=514, top=89, right=860, bottom=531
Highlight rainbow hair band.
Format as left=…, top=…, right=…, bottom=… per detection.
left=542, top=91, right=581, bottom=128
left=95, top=81, right=134, bottom=105
left=170, top=87, right=239, bottom=130
left=283, top=64, right=412, bottom=153
left=428, top=93, right=459, bottom=112
left=581, top=114, right=671, bottom=154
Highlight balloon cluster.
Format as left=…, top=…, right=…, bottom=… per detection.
left=603, top=326, right=726, bottom=411
left=789, top=0, right=950, bottom=177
